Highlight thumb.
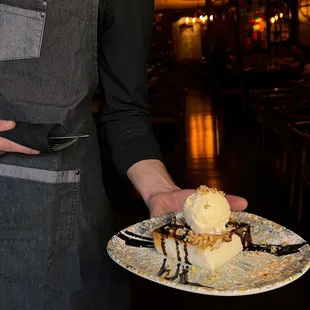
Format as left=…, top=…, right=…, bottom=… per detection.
left=0, top=120, right=15, bottom=132
left=226, top=195, right=248, bottom=211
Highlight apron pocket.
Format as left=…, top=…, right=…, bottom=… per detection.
left=0, top=0, right=47, bottom=61
left=0, top=164, right=82, bottom=296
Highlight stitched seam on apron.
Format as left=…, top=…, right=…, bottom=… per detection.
left=0, top=164, right=80, bottom=184
left=0, top=0, right=47, bottom=12
left=0, top=3, right=44, bottom=17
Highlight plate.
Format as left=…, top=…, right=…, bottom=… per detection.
left=107, top=212, right=310, bottom=296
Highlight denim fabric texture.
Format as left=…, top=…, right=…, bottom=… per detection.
left=0, top=0, right=130, bottom=309
left=0, top=2, right=46, bottom=61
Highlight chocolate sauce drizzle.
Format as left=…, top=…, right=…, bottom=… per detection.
left=159, top=223, right=190, bottom=240
left=178, top=266, right=215, bottom=288
left=183, top=243, right=190, bottom=265
left=175, top=240, right=181, bottom=261
left=157, top=260, right=216, bottom=288
left=117, top=228, right=307, bottom=257
left=117, top=231, right=154, bottom=248
left=159, top=232, right=191, bottom=264
left=247, top=242, right=307, bottom=256
left=161, top=235, right=167, bottom=256
left=124, top=231, right=153, bottom=241
left=158, top=221, right=252, bottom=257
left=155, top=241, right=308, bottom=288
left=166, top=263, right=181, bottom=280
left=117, top=227, right=308, bottom=289
left=157, top=258, right=168, bottom=277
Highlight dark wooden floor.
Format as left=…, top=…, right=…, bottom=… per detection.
left=102, top=83, right=310, bottom=309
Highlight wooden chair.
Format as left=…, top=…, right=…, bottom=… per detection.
left=248, top=88, right=293, bottom=150
left=268, top=103, right=310, bottom=175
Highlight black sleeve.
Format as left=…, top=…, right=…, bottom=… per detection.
left=97, top=0, right=163, bottom=177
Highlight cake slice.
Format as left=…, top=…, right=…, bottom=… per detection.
left=153, top=220, right=252, bottom=272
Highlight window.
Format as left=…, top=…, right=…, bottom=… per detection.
left=239, top=0, right=267, bottom=52
left=298, top=0, right=310, bottom=45
left=269, top=0, right=292, bottom=43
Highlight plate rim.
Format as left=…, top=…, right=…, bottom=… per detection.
left=107, top=211, right=310, bottom=296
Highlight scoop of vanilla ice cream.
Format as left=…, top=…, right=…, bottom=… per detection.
left=183, top=186, right=231, bottom=234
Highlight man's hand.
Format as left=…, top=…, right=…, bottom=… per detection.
left=127, top=159, right=248, bottom=219
left=0, top=120, right=39, bottom=155
left=147, top=189, right=248, bottom=218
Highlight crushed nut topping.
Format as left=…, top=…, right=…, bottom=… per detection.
left=175, top=227, right=187, bottom=236
left=197, top=185, right=225, bottom=197
left=184, top=230, right=233, bottom=250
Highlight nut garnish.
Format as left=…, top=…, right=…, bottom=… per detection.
left=175, top=227, right=187, bottom=237
left=197, top=185, right=225, bottom=197
left=184, top=229, right=233, bottom=250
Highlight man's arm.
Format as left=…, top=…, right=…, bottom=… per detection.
left=98, top=0, right=178, bottom=202
left=127, top=159, right=179, bottom=203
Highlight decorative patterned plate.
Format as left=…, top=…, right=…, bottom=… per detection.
left=107, top=212, right=310, bottom=296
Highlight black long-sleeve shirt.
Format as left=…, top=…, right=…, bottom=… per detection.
left=97, top=0, right=163, bottom=176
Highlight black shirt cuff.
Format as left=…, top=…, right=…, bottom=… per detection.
left=101, top=116, right=163, bottom=177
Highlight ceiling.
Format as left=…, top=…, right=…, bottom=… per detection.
left=154, top=0, right=227, bottom=10
left=155, top=0, right=206, bottom=10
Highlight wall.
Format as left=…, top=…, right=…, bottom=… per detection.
left=172, top=17, right=203, bottom=61
left=298, top=0, right=310, bottom=45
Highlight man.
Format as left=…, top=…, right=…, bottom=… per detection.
left=0, top=0, right=247, bottom=309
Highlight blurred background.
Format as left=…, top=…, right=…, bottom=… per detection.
left=92, top=1, right=310, bottom=308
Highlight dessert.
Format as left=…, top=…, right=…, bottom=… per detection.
left=153, top=186, right=252, bottom=272
left=183, top=185, right=231, bottom=234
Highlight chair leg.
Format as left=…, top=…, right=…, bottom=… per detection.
left=290, top=161, right=296, bottom=208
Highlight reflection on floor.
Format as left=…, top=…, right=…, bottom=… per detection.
left=103, top=86, right=310, bottom=310
left=186, top=89, right=222, bottom=190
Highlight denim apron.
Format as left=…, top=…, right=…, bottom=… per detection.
left=0, top=0, right=130, bottom=309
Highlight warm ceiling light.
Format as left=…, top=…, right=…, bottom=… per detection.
left=209, top=15, right=214, bottom=21
left=270, top=17, right=275, bottom=23
left=192, top=17, right=196, bottom=23
left=279, top=13, right=283, bottom=18
left=199, top=15, right=206, bottom=23
left=185, top=17, right=190, bottom=24
left=204, top=15, right=208, bottom=20
left=274, top=15, right=278, bottom=20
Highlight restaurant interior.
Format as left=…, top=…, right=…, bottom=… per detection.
left=92, top=0, right=310, bottom=308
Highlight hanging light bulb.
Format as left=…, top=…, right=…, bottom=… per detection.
left=279, top=13, right=283, bottom=18
left=192, top=17, right=196, bottom=23
left=185, top=17, right=190, bottom=24
left=204, top=15, right=208, bottom=21
left=274, top=15, right=278, bottom=20
left=209, top=15, right=214, bottom=21
left=270, top=17, right=275, bottom=24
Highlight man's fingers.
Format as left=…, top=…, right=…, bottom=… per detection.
left=0, top=120, right=15, bottom=132
left=0, top=137, right=39, bottom=155
left=226, top=195, right=248, bottom=211
left=0, top=120, right=39, bottom=154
